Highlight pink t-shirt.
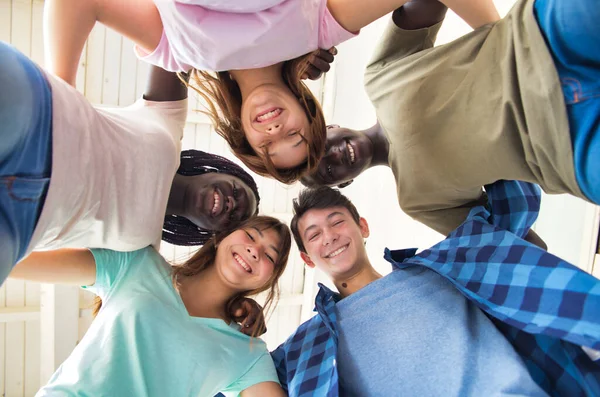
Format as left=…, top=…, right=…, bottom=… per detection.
left=138, top=0, right=356, bottom=72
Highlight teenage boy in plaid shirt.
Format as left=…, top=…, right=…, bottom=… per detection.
left=272, top=182, right=600, bottom=396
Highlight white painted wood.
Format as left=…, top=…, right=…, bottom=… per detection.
left=101, top=29, right=122, bottom=106
left=0, top=0, right=12, bottom=43
left=39, top=285, right=79, bottom=386
left=118, top=38, right=138, bottom=106
left=5, top=279, right=26, bottom=397
left=84, top=24, right=106, bottom=103
left=24, top=320, right=40, bottom=397
left=0, top=307, right=39, bottom=323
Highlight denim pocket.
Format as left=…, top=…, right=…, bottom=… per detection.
left=1, top=175, right=50, bottom=202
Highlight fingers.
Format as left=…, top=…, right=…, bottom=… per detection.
left=302, top=47, right=338, bottom=80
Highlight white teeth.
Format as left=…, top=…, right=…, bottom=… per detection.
left=327, top=245, right=348, bottom=258
left=346, top=142, right=355, bottom=164
left=212, top=191, right=220, bottom=215
left=234, top=253, right=252, bottom=273
left=256, top=109, right=281, bottom=122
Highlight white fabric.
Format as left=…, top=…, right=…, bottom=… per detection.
left=26, top=73, right=188, bottom=254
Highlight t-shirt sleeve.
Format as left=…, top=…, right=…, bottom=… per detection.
left=220, top=351, right=280, bottom=397
left=318, top=2, right=358, bottom=50
left=140, top=98, right=189, bottom=141
left=83, top=249, right=140, bottom=299
left=407, top=194, right=488, bottom=236
left=366, top=19, right=443, bottom=73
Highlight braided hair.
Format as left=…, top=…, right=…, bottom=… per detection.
left=162, top=150, right=260, bottom=246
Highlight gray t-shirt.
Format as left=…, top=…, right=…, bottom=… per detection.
left=335, top=266, right=547, bottom=396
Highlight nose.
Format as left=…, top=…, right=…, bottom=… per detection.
left=265, top=123, right=283, bottom=135
left=246, top=245, right=259, bottom=261
left=225, top=196, right=235, bottom=214
left=322, top=229, right=338, bottom=246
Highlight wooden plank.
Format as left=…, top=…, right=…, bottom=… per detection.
left=101, top=29, right=122, bottom=105
left=29, top=0, right=43, bottom=66
left=10, top=0, right=31, bottom=55
left=0, top=307, right=39, bottom=323
left=39, top=285, right=79, bottom=385
left=5, top=279, right=26, bottom=397
left=24, top=320, right=40, bottom=397
left=0, top=0, right=11, bottom=42
left=118, top=37, right=138, bottom=106
left=135, top=59, right=150, bottom=99
left=84, top=24, right=106, bottom=103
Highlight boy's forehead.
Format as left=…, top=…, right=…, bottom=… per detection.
left=298, top=206, right=350, bottom=230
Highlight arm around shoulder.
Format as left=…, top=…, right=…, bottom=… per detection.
left=9, top=249, right=96, bottom=286
left=241, top=381, right=286, bottom=397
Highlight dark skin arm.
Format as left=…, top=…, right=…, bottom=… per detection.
left=142, top=65, right=189, bottom=102
left=524, top=229, right=548, bottom=251
left=392, top=0, right=448, bottom=30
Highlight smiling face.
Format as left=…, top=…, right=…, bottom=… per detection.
left=297, top=206, right=370, bottom=280
left=301, top=125, right=374, bottom=187
left=241, top=85, right=311, bottom=169
left=182, top=173, right=258, bottom=232
left=214, top=226, right=282, bottom=292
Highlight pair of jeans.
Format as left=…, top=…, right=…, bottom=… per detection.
left=534, top=0, right=600, bottom=203
left=0, top=42, right=52, bottom=285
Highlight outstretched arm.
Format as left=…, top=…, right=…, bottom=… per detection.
left=44, top=0, right=162, bottom=86
left=327, top=0, right=499, bottom=33
left=10, top=249, right=96, bottom=286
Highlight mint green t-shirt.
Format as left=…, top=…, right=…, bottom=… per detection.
left=36, top=247, right=279, bottom=397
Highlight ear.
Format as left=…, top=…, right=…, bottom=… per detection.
left=358, top=217, right=370, bottom=239
left=337, top=180, right=354, bottom=188
left=300, top=252, right=316, bottom=268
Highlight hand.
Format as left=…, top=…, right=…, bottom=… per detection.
left=302, top=47, right=337, bottom=80
left=229, top=297, right=267, bottom=336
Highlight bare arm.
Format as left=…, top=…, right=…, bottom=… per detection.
left=143, top=66, right=189, bottom=102
left=392, top=0, right=448, bottom=30
left=241, top=382, right=286, bottom=397
left=327, top=0, right=498, bottom=33
left=524, top=229, right=548, bottom=251
left=9, top=249, right=97, bottom=286
left=44, top=0, right=163, bottom=86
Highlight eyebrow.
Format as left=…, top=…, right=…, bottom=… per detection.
left=302, top=211, right=344, bottom=240
left=252, top=227, right=280, bottom=255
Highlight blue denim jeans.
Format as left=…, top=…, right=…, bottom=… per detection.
left=534, top=0, right=600, bottom=203
left=0, top=42, right=52, bottom=284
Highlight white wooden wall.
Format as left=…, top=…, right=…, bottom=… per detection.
left=1, top=0, right=599, bottom=395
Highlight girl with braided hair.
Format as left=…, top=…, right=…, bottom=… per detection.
left=164, top=149, right=261, bottom=246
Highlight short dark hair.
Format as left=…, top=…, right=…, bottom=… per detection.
left=290, top=186, right=361, bottom=253
left=162, top=150, right=260, bottom=246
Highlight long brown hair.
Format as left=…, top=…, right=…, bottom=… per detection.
left=185, top=54, right=327, bottom=184
left=93, top=216, right=291, bottom=337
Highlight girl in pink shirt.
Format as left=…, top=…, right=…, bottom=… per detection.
left=46, top=0, right=500, bottom=184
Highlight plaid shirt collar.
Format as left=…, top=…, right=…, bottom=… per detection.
left=272, top=181, right=600, bottom=397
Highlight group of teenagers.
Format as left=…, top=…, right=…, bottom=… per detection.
left=1, top=0, right=599, bottom=395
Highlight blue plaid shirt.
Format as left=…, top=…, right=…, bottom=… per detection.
left=271, top=181, right=600, bottom=397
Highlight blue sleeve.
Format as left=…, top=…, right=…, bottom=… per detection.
left=270, top=344, right=289, bottom=391
left=483, top=180, right=542, bottom=238
left=82, top=249, right=141, bottom=299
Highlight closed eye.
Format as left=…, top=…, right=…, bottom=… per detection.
left=309, top=232, right=320, bottom=241
left=265, top=253, right=275, bottom=264
left=244, top=230, right=255, bottom=242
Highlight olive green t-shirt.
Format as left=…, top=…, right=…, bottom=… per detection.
left=364, top=0, right=583, bottom=236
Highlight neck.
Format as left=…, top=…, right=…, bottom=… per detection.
left=229, top=64, right=284, bottom=99
left=364, top=121, right=389, bottom=167
left=176, top=268, right=237, bottom=321
left=334, top=261, right=382, bottom=298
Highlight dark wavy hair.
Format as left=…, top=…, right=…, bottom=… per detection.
left=162, top=150, right=260, bottom=246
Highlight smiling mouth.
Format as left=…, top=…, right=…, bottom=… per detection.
left=345, top=140, right=356, bottom=164
left=255, top=108, right=282, bottom=123
left=325, top=244, right=349, bottom=258
left=211, top=189, right=221, bottom=216
left=233, top=253, right=252, bottom=273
